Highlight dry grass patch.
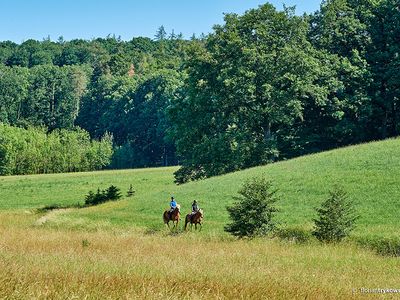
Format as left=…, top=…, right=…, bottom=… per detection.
left=0, top=223, right=399, bottom=299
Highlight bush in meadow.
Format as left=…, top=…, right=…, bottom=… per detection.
left=225, top=177, right=279, bottom=238
left=313, top=186, right=358, bottom=243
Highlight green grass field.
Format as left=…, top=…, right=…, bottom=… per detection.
left=1, top=138, right=400, bottom=299
left=1, top=137, right=399, bottom=239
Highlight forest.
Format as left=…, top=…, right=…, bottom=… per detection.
left=0, top=0, right=399, bottom=182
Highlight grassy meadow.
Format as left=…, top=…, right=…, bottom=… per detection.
left=1, top=138, right=400, bottom=298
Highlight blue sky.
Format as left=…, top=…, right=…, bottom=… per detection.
left=0, top=0, right=322, bottom=42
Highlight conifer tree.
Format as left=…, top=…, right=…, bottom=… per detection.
left=313, top=186, right=358, bottom=243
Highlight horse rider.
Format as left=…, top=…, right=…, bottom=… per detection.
left=191, top=200, right=199, bottom=215
left=169, top=196, right=177, bottom=217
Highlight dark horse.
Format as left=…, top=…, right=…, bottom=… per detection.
left=163, top=206, right=180, bottom=229
left=184, top=209, right=203, bottom=230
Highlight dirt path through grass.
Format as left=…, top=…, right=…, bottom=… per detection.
left=34, top=208, right=73, bottom=226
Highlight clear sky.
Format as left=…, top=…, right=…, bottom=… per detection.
left=0, top=0, right=322, bottom=43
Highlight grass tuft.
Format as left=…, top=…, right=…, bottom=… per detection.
left=275, top=227, right=313, bottom=244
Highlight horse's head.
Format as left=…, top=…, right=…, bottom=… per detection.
left=176, top=204, right=181, bottom=212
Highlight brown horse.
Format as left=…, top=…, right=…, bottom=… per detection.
left=163, top=205, right=180, bottom=229
left=184, top=209, right=203, bottom=231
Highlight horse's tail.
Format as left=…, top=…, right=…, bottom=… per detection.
left=163, top=210, right=169, bottom=223
left=184, top=214, right=190, bottom=230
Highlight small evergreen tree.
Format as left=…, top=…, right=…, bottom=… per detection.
left=313, top=186, right=358, bottom=243
left=86, top=188, right=106, bottom=206
left=84, top=190, right=96, bottom=206
left=127, top=184, right=135, bottom=197
left=224, top=177, right=279, bottom=238
left=105, top=185, right=122, bottom=201
left=155, top=25, right=167, bottom=41
left=96, top=188, right=107, bottom=204
left=84, top=185, right=121, bottom=206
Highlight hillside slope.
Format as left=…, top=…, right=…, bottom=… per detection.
left=1, top=138, right=400, bottom=239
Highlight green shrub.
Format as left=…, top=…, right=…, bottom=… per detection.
left=312, top=186, right=358, bottom=243
left=127, top=184, right=135, bottom=197
left=82, top=239, right=90, bottom=248
left=84, top=185, right=121, bottom=206
left=84, top=190, right=98, bottom=206
left=105, top=185, right=122, bottom=200
left=224, top=177, right=279, bottom=238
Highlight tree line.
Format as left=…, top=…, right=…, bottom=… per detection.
left=0, top=125, right=112, bottom=175
left=170, top=0, right=400, bottom=182
left=0, top=0, right=399, bottom=180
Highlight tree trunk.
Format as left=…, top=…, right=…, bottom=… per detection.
left=163, top=145, right=168, bottom=166
left=392, top=101, right=398, bottom=136
left=263, top=122, right=272, bottom=142
left=382, top=110, right=388, bottom=139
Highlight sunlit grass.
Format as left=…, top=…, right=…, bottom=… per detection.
left=1, top=139, right=400, bottom=298
left=1, top=217, right=399, bottom=299
left=1, top=138, right=399, bottom=240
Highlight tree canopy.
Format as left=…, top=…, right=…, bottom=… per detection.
left=0, top=0, right=399, bottom=180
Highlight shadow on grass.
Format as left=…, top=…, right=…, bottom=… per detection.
left=143, top=225, right=162, bottom=235
left=357, top=237, right=400, bottom=257
left=275, top=227, right=400, bottom=257
left=35, top=203, right=84, bottom=214
left=274, top=227, right=312, bottom=244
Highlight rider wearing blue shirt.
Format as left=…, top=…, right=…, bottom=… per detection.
left=170, top=197, right=177, bottom=210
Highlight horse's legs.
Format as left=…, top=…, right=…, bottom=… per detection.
left=173, top=219, right=179, bottom=230
left=185, top=218, right=190, bottom=231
